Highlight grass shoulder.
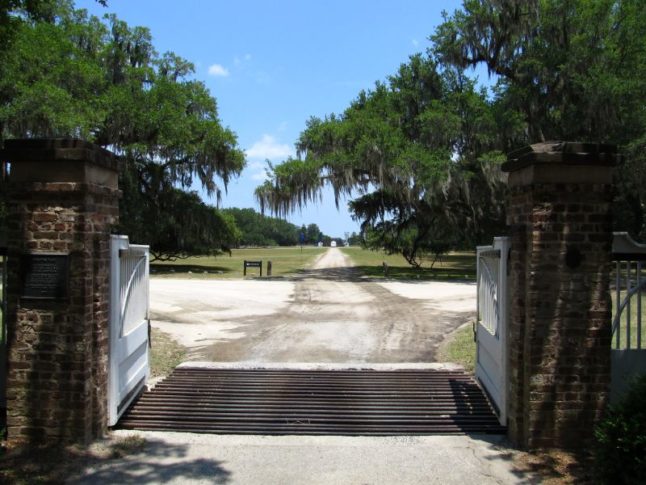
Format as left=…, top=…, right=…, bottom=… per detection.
left=340, top=247, right=476, bottom=281
left=436, top=323, right=476, bottom=373
left=149, top=327, right=187, bottom=379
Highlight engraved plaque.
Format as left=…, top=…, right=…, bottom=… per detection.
left=21, top=254, right=69, bottom=299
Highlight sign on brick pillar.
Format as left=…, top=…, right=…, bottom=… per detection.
left=1, top=139, right=119, bottom=444
left=501, top=142, right=618, bottom=449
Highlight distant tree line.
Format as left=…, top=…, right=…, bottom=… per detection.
left=222, top=209, right=343, bottom=248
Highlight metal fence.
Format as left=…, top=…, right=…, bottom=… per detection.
left=611, top=232, right=646, bottom=400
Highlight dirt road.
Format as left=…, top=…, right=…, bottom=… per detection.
left=151, top=248, right=476, bottom=363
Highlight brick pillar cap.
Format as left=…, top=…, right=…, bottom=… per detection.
left=502, top=141, right=620, bottom=173
left=1, top=138, right=119, bottom=172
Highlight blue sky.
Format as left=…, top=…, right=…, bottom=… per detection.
left=77, top=0, right=464, bottom=237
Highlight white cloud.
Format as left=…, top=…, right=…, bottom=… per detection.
left=251, top=170, right=269, bottom=182
left=246, top=161, right=268, bottom=181
left=412, top=39, right=419, bottom=47
left=246, top=134, right=294, bottom=162
left=208, top=63, right=230, bottom=77
left=234, top=53, right=252, bottom=67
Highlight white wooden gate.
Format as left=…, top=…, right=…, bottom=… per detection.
left=108, top=235, right=150, bottom=426
left=476, top=237, right=510, bottom=425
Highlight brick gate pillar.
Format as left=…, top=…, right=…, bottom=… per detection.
left=501, top=142, right=618, bottom=449
left=1, top=139, right=119, bottom=444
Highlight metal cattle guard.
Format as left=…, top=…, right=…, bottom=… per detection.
left=476, top=237, right=510, bottom=425
left=108, top=235, right=150, bottom=426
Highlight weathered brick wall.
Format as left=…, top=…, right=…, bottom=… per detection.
left=506, top=187, right=529, bottom=445
left=503, top=142, right=616, bottom=449
left=2, top=139, right=119, bottom=444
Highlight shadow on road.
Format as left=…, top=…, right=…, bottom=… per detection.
left=289, top=266, right=365, bottom=281
left=263, top=265, right=474, bottom=284
left=471, top=433, right=594, bottom=484
left=72, top=437, right=232, bottom=484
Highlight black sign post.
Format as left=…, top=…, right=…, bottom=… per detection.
left=243, top=260, right=262, bottom=277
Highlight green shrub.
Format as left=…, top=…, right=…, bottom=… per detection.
left=594, top=374, right=646, bottom=484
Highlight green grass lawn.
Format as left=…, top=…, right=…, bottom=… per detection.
left=151, top=246, right=326, bottom=278
left=341, top=246, right=476, bottom=281
left=151, top=245, right=475, bottom=281
left=437, top=324, right=476, bottom=373
left=149, top=328, right=186, bottom=379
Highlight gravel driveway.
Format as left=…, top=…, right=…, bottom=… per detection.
left=151, top=248, right=476, bottom=363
